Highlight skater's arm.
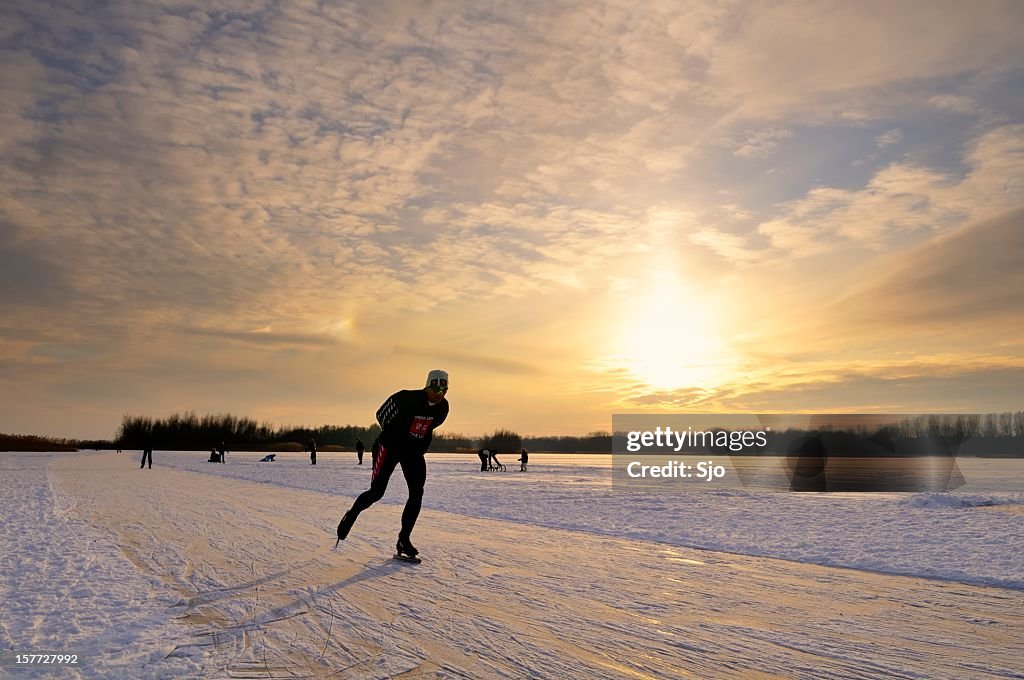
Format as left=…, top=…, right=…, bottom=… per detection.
left=375, top=391, right=405, bottom=429
left=376, top=390, right=419, bottom=444
left=418, top=400, right=449, bottom=452
left=431, top=400, right=449, bottom=430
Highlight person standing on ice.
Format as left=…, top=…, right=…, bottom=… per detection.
left=355, top=437, right=365, bottom=465
left=335, top=369, right=450, bottom=560
left=140, top=436, right=154, bottom=469
left=308, top=438, right=317, bottom=465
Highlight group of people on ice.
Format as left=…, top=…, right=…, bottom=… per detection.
left=207, top=442, right=228, bottom=463
left=477, top=448, right=528, bottom=471
left=306, top=436, right=376, bottom=466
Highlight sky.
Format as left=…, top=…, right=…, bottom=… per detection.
left=1, top=0, right=1023, bottom=440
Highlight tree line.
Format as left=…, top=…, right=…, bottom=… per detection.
left=115, top=412, right=382, bottom=451
left=111, top=412, right=613, bottom=452
left=112, top=412, right=503, bottom=451
left=845, top=413, right=1024, bottom=439
left=9, top=411, right=1023, bottom=454
left=0, top=433, right=78, bottom=452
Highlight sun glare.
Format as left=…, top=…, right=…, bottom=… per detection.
left=618, top=273, right=732, bottom=391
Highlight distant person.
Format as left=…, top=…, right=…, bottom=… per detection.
left=355, top=437, right=365, bottom=465
left=208, top=449, right=220, bottom=463
left=478, top=449, right=489, bottom=472
left=309, top=438, right=317, bottom=465
left=335, top=369, right=450, bottom=561
left=518, top=448, right=529, bottom=472
left=219, top=441, right=227, bottom=464
left=140, top=440, right=153, bottom=469
left=371, top=437, right=381, bottom=470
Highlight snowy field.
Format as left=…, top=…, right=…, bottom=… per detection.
left=2, top=450, right=1022, bottom=678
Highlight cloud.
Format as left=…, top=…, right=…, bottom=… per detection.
left=754, top=124, right=1024, bottom=256
left=707, top=1, right=1024, bottom=118
left=875, top=129, right=903, bottom=149
left=726, top=365, right=1024, bottom=414
left=836, top=208, right=1024, bottom=328
left=2, top=0, right=1023, bottom=435
left=929, top=95, right=981, bottom=116
left=732, top=128, right=793, bottom=159
left=180, top=326, right=339, bottom=347
left=0, top=219, right=75, bottom=309
left=611, top=350, right=1024, bottom=414
left=393, top=345, right=543, bottom=376
left=5, top=0, right=1019, bottom=334
left=688, top=228, right=762, bottom=264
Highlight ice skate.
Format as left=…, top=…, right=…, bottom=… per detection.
left=394, top=536, right=421, bottom=563
left=334, top=512, right=354, bottom=549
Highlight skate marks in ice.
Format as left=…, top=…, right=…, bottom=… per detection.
left=45, top=454, right=628, bottom=677
left=49, top=454, right=429, bottom=678
left=49, top=453, right=1024, bottom=679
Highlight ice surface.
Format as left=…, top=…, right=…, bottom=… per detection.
left=1, top=451, right=1021, bottom=678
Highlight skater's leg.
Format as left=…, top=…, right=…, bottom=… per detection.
left=398, top=453, right=426, bottom=539
left=337, top=448, right=400, bottom=544
left=347, top=445, right=399, bottom=519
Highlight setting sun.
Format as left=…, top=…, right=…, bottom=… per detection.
left=617, top=272, right=734, bottom=391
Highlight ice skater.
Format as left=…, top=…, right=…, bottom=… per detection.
left=355, top=437, right=365, bottom=465
left=335, top=370, right=450, bottom=562
left=518, top=448, right=529, bottom=472
left=140, top=440, right=153, bottom=469
left=309, top=438, right=317, bottom=465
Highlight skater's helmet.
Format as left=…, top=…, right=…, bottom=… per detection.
left=425, top=369, right=449, bottom=394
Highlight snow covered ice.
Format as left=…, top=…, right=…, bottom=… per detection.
left=1, top=450, right=1022, bottom=678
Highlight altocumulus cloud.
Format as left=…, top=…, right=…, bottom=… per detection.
left=1, top=0, right=1023, bottom=436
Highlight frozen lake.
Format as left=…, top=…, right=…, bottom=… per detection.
left=148, top=450, right=1024, bottom=588
left=2, top=450, right=1022, bottom=678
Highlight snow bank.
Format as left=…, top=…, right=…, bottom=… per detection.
left=902, top=493, right=1004, bottom=509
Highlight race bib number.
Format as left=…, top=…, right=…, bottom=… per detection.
left=409, top=416, right=433, bottom=438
